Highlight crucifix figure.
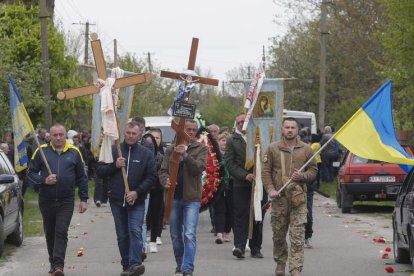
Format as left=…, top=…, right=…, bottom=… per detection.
left=57, top=33, right=153, bottom=199
left=161, top=37, right=219, bottom=224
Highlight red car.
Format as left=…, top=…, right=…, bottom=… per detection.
left=336, top=146, right=413, bottom=213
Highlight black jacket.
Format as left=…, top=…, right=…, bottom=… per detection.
left=96, top=142, right=157, bottom=206
left=28, top=143, right=88, bottom=201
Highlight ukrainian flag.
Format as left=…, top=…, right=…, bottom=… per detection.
left=8, top=76, right=35, bottom=172
left=334, top=80, right=414, bottom=171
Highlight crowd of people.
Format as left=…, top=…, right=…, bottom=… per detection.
left=0, top=114, right=342, bottom=276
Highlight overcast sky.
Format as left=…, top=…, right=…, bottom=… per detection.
left=54, top=0, right=286, bottom=82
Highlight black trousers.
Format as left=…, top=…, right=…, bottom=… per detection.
left=93, top=174, right=109, bottom=203
left=39, top=197, right=74, bottom=269
left=233, top=186, right=266, bottom=254
left=148, top=188, right=164, bottom=242
left=305, top=190, right=314, bottom=239
left=213, top=188, right=233, bottom=234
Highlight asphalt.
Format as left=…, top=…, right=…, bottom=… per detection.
left=0, top=194, right=412, bottom=276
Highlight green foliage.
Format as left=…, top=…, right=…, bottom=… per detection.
left=267, top=0, right=386, bottom=129
left=0, top=4, right=88, bottom=133
left=378, top=0, right=414, bottom=131
left=198, top=94, right=242, bottom=129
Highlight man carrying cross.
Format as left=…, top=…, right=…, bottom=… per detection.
left=96, top=122, right=157, bottom=276
left=159, top=119, right=207, bottom=275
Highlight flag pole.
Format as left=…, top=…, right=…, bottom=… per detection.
left=8, top=75, right=52, bottom=175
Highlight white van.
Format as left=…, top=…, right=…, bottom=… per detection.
left=143, top=116, right=176, bottom=145
left=283, top=109, right=317, bottom=134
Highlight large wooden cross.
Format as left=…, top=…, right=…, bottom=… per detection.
left=161, top=37, right=219, bottom=224
left=57, top=33, right=153, bottom=100
left=57, top=33, right=153, bottom=198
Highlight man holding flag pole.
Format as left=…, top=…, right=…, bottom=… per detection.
left=9, top=76, right=89, bottom=276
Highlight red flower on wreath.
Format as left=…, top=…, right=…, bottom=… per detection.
left=197, top=131, right=221, bottom=207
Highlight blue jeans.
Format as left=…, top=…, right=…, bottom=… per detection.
left=110, top=202, right=145, bottom=270
left=169, top=200, right=200, bottom=273
left=141, top=194, right=150, bottom=252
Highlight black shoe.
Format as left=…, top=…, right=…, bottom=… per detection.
left=48, top=264, right=54, bottom=274
left=175, top=266, right=182, bottom=274
left=251, top=251, right=264, bottom=258
left=232, top=248, right=245, bottom=259
left=128, top=264, right=145, bottom=276
left=183, top=272, right=193, bottom=276
left=120, top=270, right=129, bottom=276
left=52, top=267, right=64, bottom=276
left=141, top=251, right=147, bottom=262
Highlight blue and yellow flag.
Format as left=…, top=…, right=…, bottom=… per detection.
left=8, top=76, right=34, bottom=172
left=334, top=80, right=414, bottom=171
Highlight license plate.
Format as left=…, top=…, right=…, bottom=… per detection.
left=369, top=176, right=396, bottom=182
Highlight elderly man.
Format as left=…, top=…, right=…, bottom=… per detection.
left=28, top=124, right=88, bottom=276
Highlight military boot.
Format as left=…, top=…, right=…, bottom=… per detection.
left=290, top=269, right=301, bottom=276
left=275, top=263, right=285, bottom=276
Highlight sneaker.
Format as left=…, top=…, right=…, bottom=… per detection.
left=215, top=233, right=223, bottom=244
left=48, top=264, right=54, bottom=274
left=95, top=201, right=101, bottom=207
left=149, top=242, right=158, bottom=253
left=223, top=232, right=231, bottom=242
left=245, top=244, right=250, bottom=251
left=304, top=238, right=313, bottom=249
left=52, top=267, right=64, bottom=276
left=120, top=270, right=129, bottom=276
left=175, top=266, right=182, bottom=274
left=128, top=264, right=145, bottom=276
left=156, top=236, right=162, bottom=245
left=183, top=272, right=193, bottom=276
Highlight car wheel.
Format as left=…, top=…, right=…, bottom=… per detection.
left=336, top=184, right=342, bottom=208
left=0, top=216, right=4, bottom=257
left=341, top=187, right=352, bottom=213
left=7, top=208, right=23, bottom=246
left=393, top=221, right=410, bottom=263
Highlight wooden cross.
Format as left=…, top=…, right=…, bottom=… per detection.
left=57, top=33, right=153, bottom=198
left=161, top=37, right=219, bottom=224
left=57, top=33, right=153, bottom=100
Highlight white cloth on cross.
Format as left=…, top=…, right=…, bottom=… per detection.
left=97, top=67, right=125, bottom=163
left=253, top=143, right=263, bottom=221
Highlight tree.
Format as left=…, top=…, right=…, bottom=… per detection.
left=378, top=0, right=414, bottom=131
left=268, top=0, right=386, bottom=129
left=0, top=4, right=88, bottom=133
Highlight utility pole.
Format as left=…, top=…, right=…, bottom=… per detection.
left=262, top=45, right=266, bottom=73
left=73, top=21, right=96, bottom=64
left=222, top=81, right=225, bottom=96
left=147, top=52, right=153, bottom=73
left=319, top=0, right=328, bottom=128
left=114, top=39, right=118, bottom=67
left=40, top=0, right=52, bottom=129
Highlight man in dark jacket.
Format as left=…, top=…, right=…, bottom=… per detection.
left=96, top=122, right=157, bottom=276
left=159, top=119, right=208, bottom=276
left=28, top=124, right=88, bottom=276
left=224, top=113, right=265, bottom=259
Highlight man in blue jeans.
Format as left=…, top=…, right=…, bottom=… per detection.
left=97, top=122, right=157, bottom=276
left=159, top=119, right=208, bottom=276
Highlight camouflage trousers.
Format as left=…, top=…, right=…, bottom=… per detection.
left=270, top=196, right=307, bottom=272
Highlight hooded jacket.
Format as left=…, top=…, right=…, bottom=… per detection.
left=96, top=142, right=157, bottom=206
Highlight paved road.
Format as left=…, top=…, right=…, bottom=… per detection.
left=0, top=194, right=412, bottom=276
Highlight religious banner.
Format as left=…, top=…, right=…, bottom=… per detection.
left=244, top=78, right=284, bottom=169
